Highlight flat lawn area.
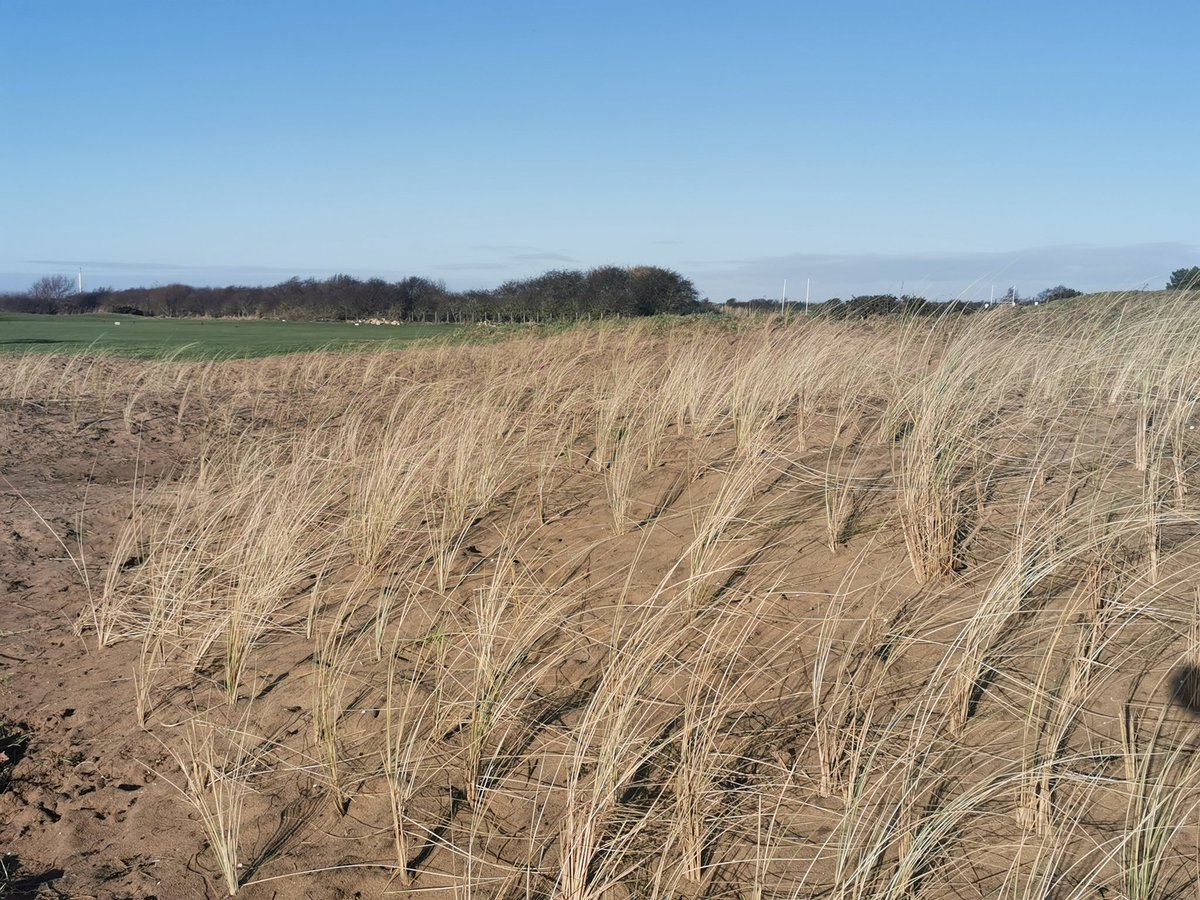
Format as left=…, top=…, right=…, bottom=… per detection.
left=0, top=313, right=460, bottom=358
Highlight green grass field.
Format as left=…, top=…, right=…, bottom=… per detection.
left=0, top=313, right=460, bottom=358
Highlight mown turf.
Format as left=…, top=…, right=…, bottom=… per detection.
left=0, top=313, right=460, bottom=358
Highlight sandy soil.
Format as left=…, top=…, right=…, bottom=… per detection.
left=0, top=377, right=894, bottom=899
left=0, top=399, right=203, bottom=899
left=4, top=318, right=1200, bottom=900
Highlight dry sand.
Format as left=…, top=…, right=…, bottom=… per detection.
left=1, top=395, right=200, bottom=898
left=3, top=311, right=1200, bottom=899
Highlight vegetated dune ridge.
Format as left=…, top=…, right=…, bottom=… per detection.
left=4, top=294, right=1200, bottom=899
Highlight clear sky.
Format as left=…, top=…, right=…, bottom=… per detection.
left=3, top=1, right=1197, bottom=301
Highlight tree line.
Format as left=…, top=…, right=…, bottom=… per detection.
left=723, top=284, right=1085, bottom=319
left=7, top=267, right=1195, bottom=322
left=0, top=266, right=703, bottom=322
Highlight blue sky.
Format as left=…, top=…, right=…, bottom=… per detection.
left=2, top=1, right=1197, bottom=301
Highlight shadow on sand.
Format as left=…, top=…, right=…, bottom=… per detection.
left=1169, top=665, right=1200, bottom=715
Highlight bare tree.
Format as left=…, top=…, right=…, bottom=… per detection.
left=29, top=274, right=77, bottom=300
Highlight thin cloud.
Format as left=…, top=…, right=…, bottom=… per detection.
left=507, top=252, right=579, bottom=264
left=24, top=258, right=313, bottom=274
left=469, top=244, right=538, bottom=254
left=436, top=262, right=510, bottom=272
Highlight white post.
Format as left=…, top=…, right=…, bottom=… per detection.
left=781, top=279, right=787, bottom=315
left=805, top=278, right=811, bottom=315
left=77, top=268, right=83, bottom=293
